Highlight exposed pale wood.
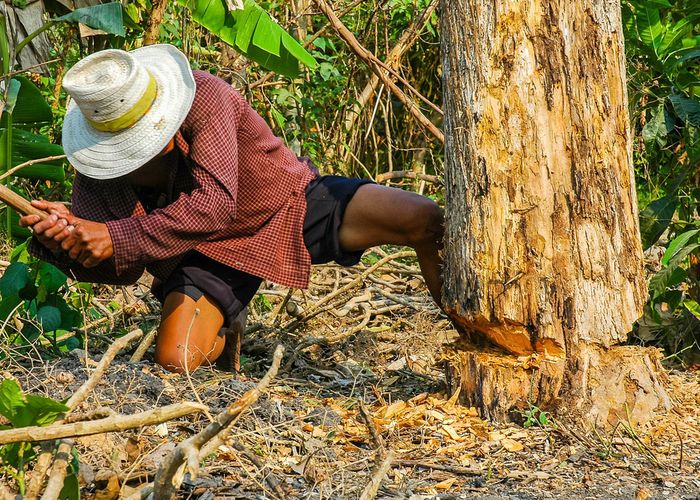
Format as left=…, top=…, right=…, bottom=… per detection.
left=0, top=183, right=49, bottom=218
left=440, top=0, right=669, bottom=424
left=444, top=340, right=671, bottom=425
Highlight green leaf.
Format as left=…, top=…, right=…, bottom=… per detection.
left=642, top=103, right=675, bottom=147
left=9, top=240, right=30, bottom=263
left=60, top=469, right=80, bottom=500
left=684, top=299, right=700, bottom=319
left=8, top=76, right=52, bottom=127
left=0, top=379, right=24, bottom=424
left=669, top=93, right=700, bottom=127
left=36, top=305, right=62, bottom=332
left=36, top=263, right=67, bottom=302
left=0, top=295, right=23, bottom=323
left=9, top=129, right=65, bottom=181
left=0, top=262, right=30, bottom=297
left=182, top=0, right=316, bottom=78
left=9, top=211, right=32, bottom=239
left=649, top=265, right=687, bottom=299
left=659, top=17, right=692, bottom=56
left=662, top=229, right=700, bottom=266
left=17, top=395, right=69, bottom=427
left=636, top=7, right=665, bottom=56
left=639, top=195, right=678, bottom=249
left=3, top=79, right=21, bottom=116
left=56, top=2, right=126, bottom=37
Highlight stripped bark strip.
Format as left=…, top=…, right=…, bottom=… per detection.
left=313, top=0, right=444, bottom=143
left=39, top=440, right=74, bottom=500
left=0, top=402, right=208, bottom=445
left=153, top=345, right=285, bottom=500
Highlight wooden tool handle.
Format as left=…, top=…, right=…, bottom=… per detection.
left=0, top=183, right=50, bottom=219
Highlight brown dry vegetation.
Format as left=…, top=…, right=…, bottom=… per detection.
left=2, top=249, right=699, bottom=499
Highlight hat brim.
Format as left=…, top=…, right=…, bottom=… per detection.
left=62, top=44, right=195, bottom=180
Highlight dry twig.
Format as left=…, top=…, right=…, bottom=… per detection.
left=359, top=450, right=395, bottom=500
left=67, top=328, right=144, bottom=410
left=39, top=440, right=74, bottom=500
left=129, top=327, right=158, bottom=363
left=0, top=402, right=207, bottom=445
left=153, top=345, right=285, bottom=500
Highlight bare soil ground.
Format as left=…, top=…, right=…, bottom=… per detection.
left=2, top=250, right=700, bottom=499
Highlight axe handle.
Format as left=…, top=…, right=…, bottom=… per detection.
left=0, top=183, right=50, bottom=219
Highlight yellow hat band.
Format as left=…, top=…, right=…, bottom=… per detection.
left=86, top=73, right=157, bottom=133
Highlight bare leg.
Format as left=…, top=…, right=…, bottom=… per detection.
left=339, top=184, right=444, bottom=306
left=154, top=292, right=226, bottom=373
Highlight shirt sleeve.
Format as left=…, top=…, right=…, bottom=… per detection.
left=106, top=78, right=243, bottom=276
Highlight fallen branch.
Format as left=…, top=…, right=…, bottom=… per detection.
left=284, top=251, right=415, bottom=330
left=153, top=345, right=285, bottom=500
left=359, top=450, right=395, bottom=500
left=0, top=402, right=208, bottom=445
left=67, top=328, right=144, bottom=410
left=129, top=327, right=158, bottom=362
left=39, top=440, right=74, bottom=500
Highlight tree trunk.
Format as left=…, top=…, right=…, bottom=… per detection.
left=440, top=0, right=670, bottom=426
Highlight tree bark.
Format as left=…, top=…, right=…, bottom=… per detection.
left=143, top=0, right=169, bottom=46
left=440, top=0, right=670, bottom=425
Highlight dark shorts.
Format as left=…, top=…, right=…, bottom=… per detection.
left=152, top=175, right=374, bottom=326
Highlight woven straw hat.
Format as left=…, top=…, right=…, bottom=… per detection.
left=62, top=44, right=195, bottom=180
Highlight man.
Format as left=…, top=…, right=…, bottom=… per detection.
left=20, top=44, right=444, bottom=373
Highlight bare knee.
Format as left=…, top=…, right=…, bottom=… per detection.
left=406, top=198, right=444, bottom=249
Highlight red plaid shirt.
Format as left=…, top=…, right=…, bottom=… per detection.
left=30, top=71, right=318, bottom=289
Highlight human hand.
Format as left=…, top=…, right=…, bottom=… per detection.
left=19, top=200, right=75, bottom=254
left=60, top=219, right=114, bottom=268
